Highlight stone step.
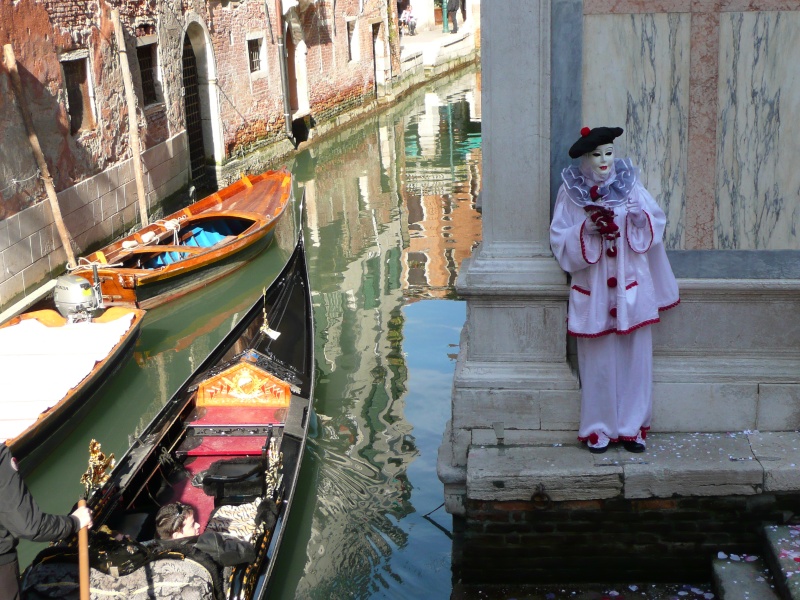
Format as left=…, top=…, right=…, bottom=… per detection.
left=467, top=432, right=800, bottom=501
left=712, top=554, right=779, bottom=599
left=763, top=524, right=800, bottom=599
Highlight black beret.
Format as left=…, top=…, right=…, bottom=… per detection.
left=568, top=126, right=624, bottom=159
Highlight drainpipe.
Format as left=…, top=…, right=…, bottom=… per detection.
left=274, top=0, right=297, bottom=146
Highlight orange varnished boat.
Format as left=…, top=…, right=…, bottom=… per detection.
left=0, top=306, right=145, bottom=473
left=71, top=169, right=293, bottom=309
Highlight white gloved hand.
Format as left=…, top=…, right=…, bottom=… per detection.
left=583, top=216, right=601, bottom=235
left=626, top=198, right=647, bottom=228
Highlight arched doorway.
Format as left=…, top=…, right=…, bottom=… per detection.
left=182, top=21, right=221, bottom=192
left=182, top=36, right=207, bottom=189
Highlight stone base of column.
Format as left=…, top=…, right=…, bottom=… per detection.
left=438, top=251, right=580, bottom=515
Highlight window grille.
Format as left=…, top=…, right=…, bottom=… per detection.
left=137, top=44, right=158, bottom=105
left=248, top=39, right=261, bottom=72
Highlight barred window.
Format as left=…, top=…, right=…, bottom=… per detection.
left=62, top=58, right=95, bottom=135
left=137, top=44, right=159, bottom=106
left=248, top=39, right=261, bottom=73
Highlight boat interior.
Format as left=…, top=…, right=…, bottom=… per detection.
left=103, top=216, right=257, bottom=270
left=105, top=347, right=306, bottom=544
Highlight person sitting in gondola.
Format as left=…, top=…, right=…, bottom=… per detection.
left=155, top=502, right=256, bottom=564
left=152, top=502, right=256, bottom=599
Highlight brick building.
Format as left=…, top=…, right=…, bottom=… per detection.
left=0, top=0, right=401, bottom=311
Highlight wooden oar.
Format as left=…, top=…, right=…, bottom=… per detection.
left=77, top=498, right=89, bottom=600
left=77, top=439, right=115, bottom=600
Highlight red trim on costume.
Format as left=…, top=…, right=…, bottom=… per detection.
left=572, top=285, right=591, bottom=296
left=659, top=299, right=681, bottom=312
left=619, top=427, right=650, bottom=442
left=568, top=317, right=661, bottom=338
left=625, top=281, right=638, bottom=290
left=579, top=427, right=649, bottom=444
left=617, top=317, right=660, bottom=335
left=627, top=212, right=654, bottom=254
left=579, top=434, right=620, bottom=444
left=568, top=327, right=617, bottom=338
left=580, top=222, right=600, bottom=265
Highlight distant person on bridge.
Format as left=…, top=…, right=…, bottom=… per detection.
left=400, top=5, right=417, bottom=35
left=447, top=0, right=460, bottom=33
left=549, top=126, right=680, bottom=455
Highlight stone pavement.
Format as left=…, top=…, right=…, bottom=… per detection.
left=399, top=22, right=474, bottom=68
left=464, top=431, right=800, bottom=502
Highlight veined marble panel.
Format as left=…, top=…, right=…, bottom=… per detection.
left=583, top=13, right=689, bottom=250
left=716, top=11, right=800, bottom=250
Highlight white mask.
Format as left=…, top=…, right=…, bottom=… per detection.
left=583, top=143, right=614, bottom=180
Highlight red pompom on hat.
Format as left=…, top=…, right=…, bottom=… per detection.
left=580, top=126, right=591, bottom=137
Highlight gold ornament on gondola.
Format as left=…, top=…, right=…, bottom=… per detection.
left=259, top=287, right=281, bottom=340
left=80, top=439, right=115, bottom=497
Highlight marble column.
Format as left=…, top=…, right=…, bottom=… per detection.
left=438, top=0, right=579, bottom=516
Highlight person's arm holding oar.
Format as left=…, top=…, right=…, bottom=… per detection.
left=0, top=444, right=92, bottom=600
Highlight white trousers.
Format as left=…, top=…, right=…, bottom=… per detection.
left=576, top=326, right=652, bottom=442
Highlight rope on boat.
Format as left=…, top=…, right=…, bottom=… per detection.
left=154, top=218, right=181, bottom=245
left=66, top=256, right=123, bottom=271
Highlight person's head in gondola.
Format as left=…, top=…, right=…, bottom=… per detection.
left=155, top=502, right=201, bottom=540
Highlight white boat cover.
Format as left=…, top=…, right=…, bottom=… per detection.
left=0, top=313, right=136, bottom=443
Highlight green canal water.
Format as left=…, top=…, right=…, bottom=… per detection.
left=20, top=67, right=482, bottom=598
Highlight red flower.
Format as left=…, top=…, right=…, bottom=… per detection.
left=581, top=126, right=591, bottom=137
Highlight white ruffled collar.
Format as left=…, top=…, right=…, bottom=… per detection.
left=560, top=158, right=639, bottom=208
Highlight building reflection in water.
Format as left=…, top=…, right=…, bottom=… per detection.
left=285, top=69, right=482, bottom=597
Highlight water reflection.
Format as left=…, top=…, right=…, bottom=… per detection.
left=274, top=68, right=482, bottom=598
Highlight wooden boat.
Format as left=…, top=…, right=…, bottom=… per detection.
left=0, top=306, right=145, bottom=474
left=22, top=230, right=314, bottom=600
left=70, top=169, right=293, bottom=309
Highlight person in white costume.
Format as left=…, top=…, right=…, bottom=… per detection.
left=550, top=126, right=680, bottom=454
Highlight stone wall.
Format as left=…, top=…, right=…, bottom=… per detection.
left=577, top=2, right=800, bottom=252
left=454, top=495, right=797, bottom=584
left=0, top=133, right=188, bottom=308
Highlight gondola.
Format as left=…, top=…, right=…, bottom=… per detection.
left=0, top=305, right=145, bottom=475
left=22, top=225, right=314, bottom=600
left=70, top=169, right=293, bottom=309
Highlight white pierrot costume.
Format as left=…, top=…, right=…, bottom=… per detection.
left=550, top=144, right=679, bottom=447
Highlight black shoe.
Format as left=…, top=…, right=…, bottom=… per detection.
left=588, top=444, right=608, bottom=454
left=623, top=441, right=646, bottom=453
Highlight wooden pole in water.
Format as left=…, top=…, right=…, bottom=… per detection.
left=3, top=44, right=78, bottom=268
left=77, top=498, right=90, bottom=600
left=111, top=9, right=149, bottom=227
